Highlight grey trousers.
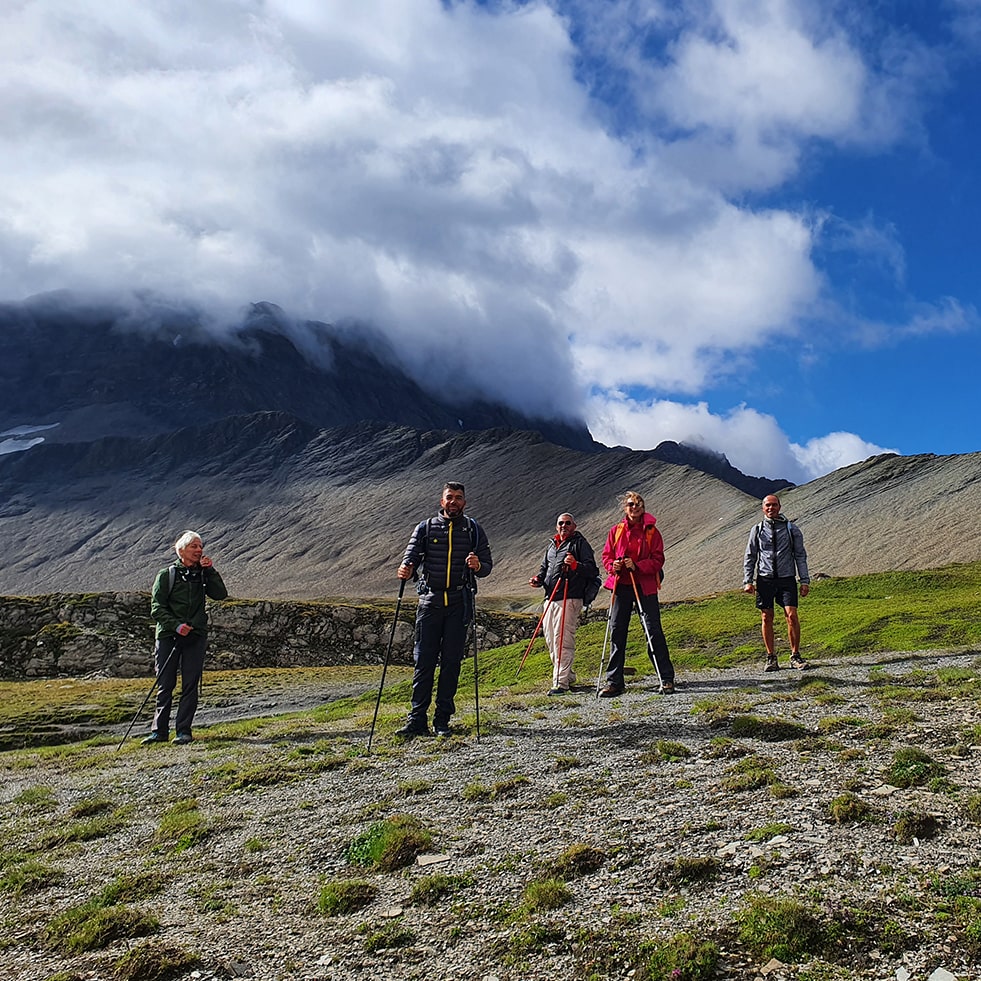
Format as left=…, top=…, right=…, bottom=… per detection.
left=151, top=632, right=207, bottom=736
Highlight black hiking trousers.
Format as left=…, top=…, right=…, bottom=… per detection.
left=407, top=597, right=469, bottom=728
left=606, top=584, right=673, bottom=689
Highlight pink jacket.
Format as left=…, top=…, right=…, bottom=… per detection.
left=601, top=512, right=665, bottom=595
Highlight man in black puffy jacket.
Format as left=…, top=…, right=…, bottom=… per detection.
left=397, top=482, right=493, bottom=737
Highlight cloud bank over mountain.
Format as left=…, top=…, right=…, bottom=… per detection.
left=4, top=1, right=974, bottom=480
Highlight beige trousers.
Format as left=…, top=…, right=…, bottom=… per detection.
left=542, top=597, right=582, bottom=689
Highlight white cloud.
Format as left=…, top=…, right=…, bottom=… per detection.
left=791, top=431, right=897, bottom=478
left=587, top=394, right=896, bottom=483
left=0, top=0, right=963, bottom=476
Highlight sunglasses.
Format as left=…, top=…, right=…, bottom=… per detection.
left=625, top=502, right=643, bottom=508
left=557, top=520, right=573, bottom=526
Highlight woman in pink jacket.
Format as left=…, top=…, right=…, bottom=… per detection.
left=599, top=491, right=675, bottom=696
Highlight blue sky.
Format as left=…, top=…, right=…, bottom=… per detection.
left=2, top=0, right=980, bottom=481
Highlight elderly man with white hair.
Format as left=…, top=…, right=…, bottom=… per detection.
left=143, top=530, right=228, bottom=745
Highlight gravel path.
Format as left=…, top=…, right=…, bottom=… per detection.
left=2, top=648, right=980, bottom=981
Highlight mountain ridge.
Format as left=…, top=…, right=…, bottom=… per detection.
left=1, top=296, right=977, bottom=602
left=2, top=408, right=980, bottom=603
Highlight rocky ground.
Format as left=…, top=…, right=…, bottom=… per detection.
left=2, top=649, right=980, bottom=981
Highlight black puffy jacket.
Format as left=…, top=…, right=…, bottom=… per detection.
left=535, top=532, right=598, bottom=601
left=401, top=511, right=493, bottom=603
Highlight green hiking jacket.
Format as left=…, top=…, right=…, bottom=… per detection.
left=150, top=562, right=228, bottom=638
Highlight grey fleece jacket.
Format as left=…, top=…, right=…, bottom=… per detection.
left=743, top=514, right=810, bottom=585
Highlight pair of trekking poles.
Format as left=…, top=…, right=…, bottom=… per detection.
left=594, top=570, right=664, bottom=693
left=367, top=574, right=482, bottom=752
left=516, top=568, right=663, bottom=695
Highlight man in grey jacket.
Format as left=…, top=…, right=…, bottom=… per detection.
left=743, top=495, right=811, bottom=671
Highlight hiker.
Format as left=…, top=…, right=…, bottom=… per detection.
left=743, top=494, right=811, bottom=671
left=599, top=491, right=675, bottom=697
left=144, top=530, right=228, bottom=745
left=397, top=481, right=493, bottom=737
left=528, top=513, right=599, bottom=695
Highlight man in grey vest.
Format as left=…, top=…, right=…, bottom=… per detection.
left=743, top=495, right=810, bottom=671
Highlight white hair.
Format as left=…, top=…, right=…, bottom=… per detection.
left=174, top=530, right=202, bottom=556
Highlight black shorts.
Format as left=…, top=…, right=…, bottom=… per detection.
left=755, top=577, right=798, bottom=612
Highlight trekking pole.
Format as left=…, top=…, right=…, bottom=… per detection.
left=367, top=578, right=407, bottom=753
left=116, top=641, right=179, bottom=751
left=628, top=570, right=663, bottom=687
left=595, top=589, right=616, bottom=697
left=555, top=576, right=569, bottom=687
left=469, top=571, right=481, bottom=743
left=515, top=576, right=564, bottom=679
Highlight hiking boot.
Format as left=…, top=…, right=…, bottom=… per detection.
left=141, top=732, right=165, bottom=745
left=660, top=681, right=676, bottom=694
left=547, top=687, right=569, bottom=696
left=764, top=656, right=780, bottom=672
left=396, top=722, right=431, bottom=738
left=599, top=685, right=624, bottom=698
left=173, top=732, right=193, bottom=744
left=790, top=653, right=810, bottom=670
left=433, top=724, right=452, bottom=738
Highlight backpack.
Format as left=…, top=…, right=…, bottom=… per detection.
left=569, top=537, right=602, bottom=606
left=611, top=521, right=665, bottom=584
left=542, top=538, right=603, bottom=606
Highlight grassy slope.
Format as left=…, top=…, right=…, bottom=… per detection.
left=474, top=560, right=981, bottom=694
left=3, top=561, right=979, bottom=740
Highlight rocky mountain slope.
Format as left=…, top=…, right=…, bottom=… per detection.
left=1, top=407, right=980, bottom=602
left=1, top=294, right=978, bottom=602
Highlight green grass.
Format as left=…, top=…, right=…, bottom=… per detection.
left=408, top=872, right=471, bottom=906
left=2, top=563, right=981, bottom=753
left=0, top=856, right=63, bottom=895
left=156, top=799, right=211, bottom=853
left=662, top=562, right=981, bottom=667
left=44, top=893, right=159, bottom=954
left=885, top=747, right=946, bottom=789
left=113, top=940, right=200, bottom=981
left=522, top=878, right=573, bottom=912
left=344, top=814, right=434, bottom=871
left=541, top=843, right=606, bottom=881
left=318, top=879, right=377, bottom=916
left=642, top=931, right=720, bottom=980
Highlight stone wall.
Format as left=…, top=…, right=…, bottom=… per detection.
left=0, top=593, right=539, bottom=679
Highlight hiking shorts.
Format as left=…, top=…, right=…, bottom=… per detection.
left=755, top=576, right=798, bottom=611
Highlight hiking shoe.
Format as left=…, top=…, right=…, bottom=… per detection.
left=434, top=725, right=452, bottom=738
left=547, top=687, right=569, bottom=696
left=764, top=656, right=780, bottom=672
left=141, top=732, right=165, bottom=745
left=173, top=732, right=193, bottom=744
left=396, top=723, right=431, bottom=738
left=790, top=653, right=810, bottom=670
left=599, top=685, right=624, bottom=698
left=660, top=681, right=676, bottom=694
